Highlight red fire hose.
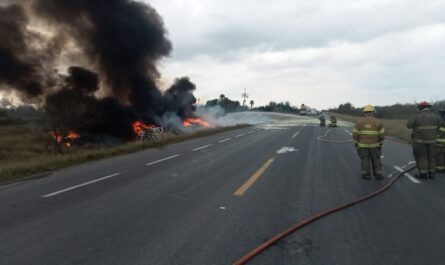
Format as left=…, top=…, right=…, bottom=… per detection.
left=232, top=165, right=416, bottom=265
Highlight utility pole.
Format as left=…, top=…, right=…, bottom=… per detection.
left=242, top=88, right=249, bottom=106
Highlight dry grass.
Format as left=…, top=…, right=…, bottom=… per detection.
left=328, top=112, right=411, bottom=143
left=0, top=124, right=249, bottom=184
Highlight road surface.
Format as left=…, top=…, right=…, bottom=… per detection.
left=1, top=113, right=444, bottom=265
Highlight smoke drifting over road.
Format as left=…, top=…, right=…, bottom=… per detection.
left=0, top=0, right=200, bottom=139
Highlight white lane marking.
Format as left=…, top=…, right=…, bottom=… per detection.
left=248, top=130, right=255, bottom=134
left=263, top=127, right=290, bottom=130
left=192, top=144, right=213, bottom=151
left=400, top=161, right=416, bottom=168
left=219, top=138, right=232, bottom=143
left=277, top=146, right=298, bottom=154
left=388, top=161, right=416, bottom=179
left=394, top=166, right=421, bottom=184
left=42, top=173, right=121, bottom=198
left=292, top=131, right=300, bottom=138
left=235, top=134, right=245, bottom=138
left=146, top=154, right=180, bottom=166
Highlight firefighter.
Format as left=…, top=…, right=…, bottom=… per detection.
left=407, top=102, right=442, bottom=179
left=352, top=105, right=385, bottom=179
left=319, top=115, right=326, bottom=127
left=329, top=115, right=337, bottom=127
left=436, top=108, right=445, bottom=173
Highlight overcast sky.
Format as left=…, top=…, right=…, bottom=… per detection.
left=148, top=0, right=445, bottom=109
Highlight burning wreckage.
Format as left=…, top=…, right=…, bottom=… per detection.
left=0, top=0, right=210, bottom=147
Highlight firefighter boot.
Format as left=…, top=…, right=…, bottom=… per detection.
left=375, top=174, right=384, bottom=180
left=415, top=173, right=428, bottom=179
left=362, top=174, right=371, bottom=180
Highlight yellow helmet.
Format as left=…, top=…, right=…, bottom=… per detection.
left=363, top=105, right=375, bottom=113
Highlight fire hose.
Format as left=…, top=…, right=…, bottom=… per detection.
left=232, top=128, right=416, bottom=265
left=316, top=128, right=354, bottom=143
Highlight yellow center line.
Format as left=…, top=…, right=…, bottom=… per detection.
left=292, top=131, right=300, bottom=138
left=234, top=158, right=274, bottom=197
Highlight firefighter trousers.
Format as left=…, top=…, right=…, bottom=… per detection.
left=413, top=143, right=436, bottom=174
left=357, top=147, right=382, bottom=176
left=436, top=146, right=445, bottom=172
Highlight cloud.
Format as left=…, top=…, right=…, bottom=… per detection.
left=149, top=0, right=445, bottom=108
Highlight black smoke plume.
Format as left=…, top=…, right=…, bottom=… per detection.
left=65, top=66, right=100, bottom=95
left=163, top=77, right=197, bottom=119
left=45, top=66, right=137, bottom=140
left=33, top=0, right=172, bottom=116
left=0, top=0, right=202, bottom=140
left=0, top=4, right=46, bottom=98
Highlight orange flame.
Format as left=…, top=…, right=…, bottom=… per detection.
left=182, top=117, right=210, bottom=128
left=49, top=131, right=62, bottom=143
left=132, top=121, right=155, bottom=136
left=49, top=131, right=80, bottom=147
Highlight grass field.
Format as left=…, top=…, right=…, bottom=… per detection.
left=328, top=112, right=411, bottom=143
left=0, top=124, right=249, bottom=185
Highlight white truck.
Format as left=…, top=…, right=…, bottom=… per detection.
left=300, top=104, right=318, bottom=116
left=300, top=104, right=309, bottom=115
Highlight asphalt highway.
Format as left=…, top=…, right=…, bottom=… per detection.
left=1, top=114, right=445, bottom=265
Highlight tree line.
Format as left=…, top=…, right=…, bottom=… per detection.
left=205, top=95, right=300, bottom=114
left=205, top=94, right=250, bottom=112
left=0, top=98, right=42, bottom=125
left=255, top=101, right=299, bottom=114
left=330, top=101, right=445, bottom=119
